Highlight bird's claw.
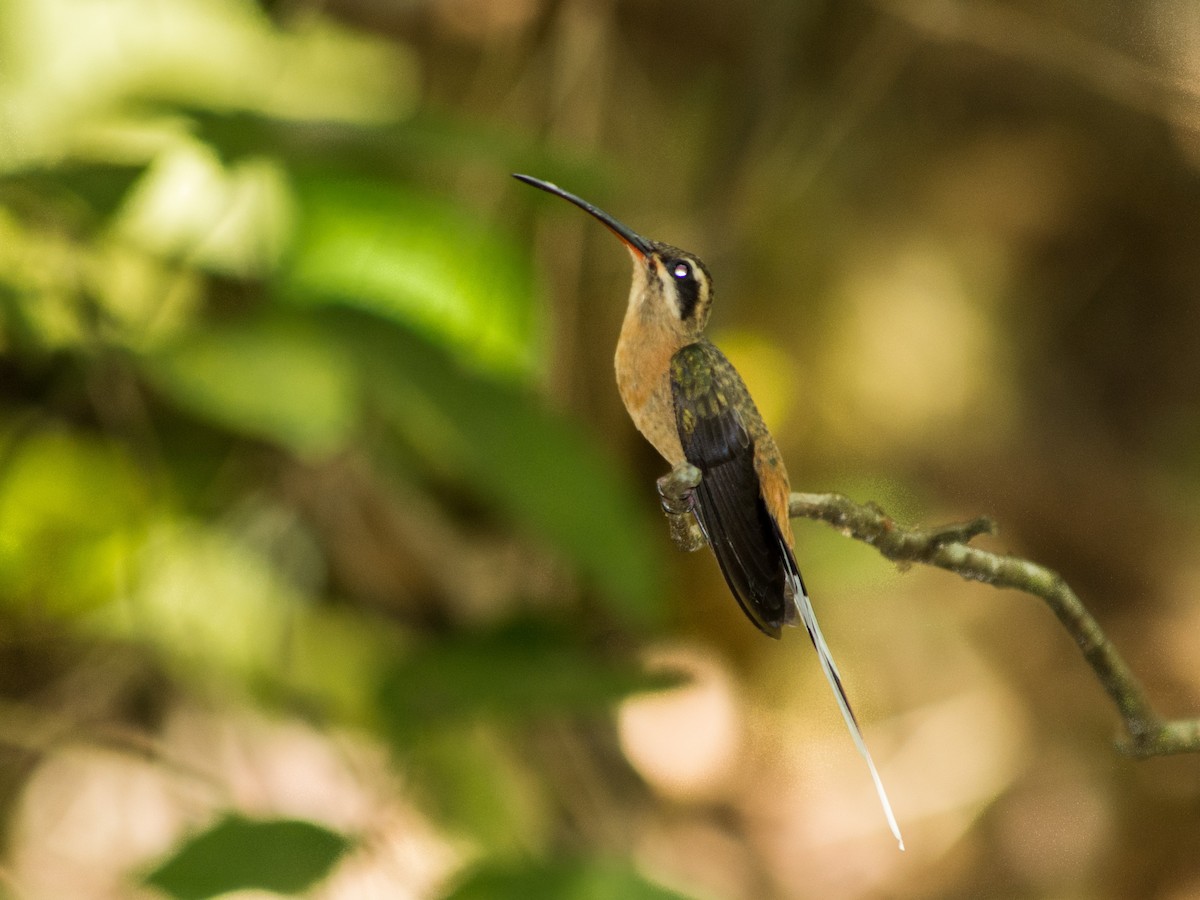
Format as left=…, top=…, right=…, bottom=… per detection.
left=656, top=463, right=701, bottom=515
left=656, top=464, right=706, bottom=552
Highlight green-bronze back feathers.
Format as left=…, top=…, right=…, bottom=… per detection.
left=669, top=341, right=796, bottom=637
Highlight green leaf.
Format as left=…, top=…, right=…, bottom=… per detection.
left=104, top=518, right=304, bottom=681
left=374, top=615, right=684, bottom=846
left=0, top=429, right=146, bottom=616
left=182, top=107, right=590, bottom=202
left=397, top=727, right=548, bottom=852
left=284, top=176, right=538, bottom=378
left=376, top=616, right=685, bottom=737
left=142, top=815, right=351, bottom=899
left=0, top=162, right=148, bottom=227
left=443, top=859, right=692, bottom=900
left=145, top=314, right=357, bottom=458
left=325, top=311, right=667, bottom=626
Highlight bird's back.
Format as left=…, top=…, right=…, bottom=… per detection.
left=670, top=340, right=800, bottom=637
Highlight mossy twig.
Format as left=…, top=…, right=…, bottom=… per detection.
left=786, top=491, right=1198, bottom=758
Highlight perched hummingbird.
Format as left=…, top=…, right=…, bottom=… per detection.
left=515, top=173, right=903, bottom=849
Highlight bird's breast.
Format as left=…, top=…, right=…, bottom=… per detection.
left=615, top=321, right=686, bottom=465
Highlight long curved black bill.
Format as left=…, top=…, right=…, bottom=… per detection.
left=513, top=174, right=654, bottom=258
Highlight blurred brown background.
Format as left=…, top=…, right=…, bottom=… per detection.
left=1, top=0, right=1200, bottom=897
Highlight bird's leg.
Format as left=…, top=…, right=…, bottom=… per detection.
left=656, top=463, right=706, bottom=552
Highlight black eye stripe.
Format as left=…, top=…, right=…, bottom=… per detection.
left=670, top=259, right=701, bottom=320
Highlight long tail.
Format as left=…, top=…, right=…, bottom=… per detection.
left=786, top=560, right=905, bottom=850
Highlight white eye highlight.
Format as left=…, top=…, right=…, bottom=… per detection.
left=673, top=262, right=691, bottom=279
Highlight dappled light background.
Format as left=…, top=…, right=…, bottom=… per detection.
left=2, top=0, right=1200, bottom=897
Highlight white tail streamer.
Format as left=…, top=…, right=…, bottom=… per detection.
left=789, top=569, right=905, bottom=851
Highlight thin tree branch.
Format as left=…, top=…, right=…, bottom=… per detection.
left=785, top=491, right=1200, bottom=759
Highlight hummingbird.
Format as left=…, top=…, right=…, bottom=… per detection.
left=514, top=173, right=903, bottom=849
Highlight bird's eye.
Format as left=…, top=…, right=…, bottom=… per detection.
left=672, top=261, right=691, bottom=280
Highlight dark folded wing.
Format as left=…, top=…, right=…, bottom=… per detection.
left=670, top=343, right=790, bottom=637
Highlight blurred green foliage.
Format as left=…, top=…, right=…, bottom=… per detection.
left=8, top=0, right=1200, bottom=896
left=147, top=313, right=359, bottom=457
left=443, top=859, right=691, bottom=900
left=377, top=616, right=683, bottom=732
left=143, top=816, right=352, bottom=899
left=0, top=430, right=146, bottom=616
left=0, top=0, right=676, bottom=895
left=287, top=175, right=540, bottom=375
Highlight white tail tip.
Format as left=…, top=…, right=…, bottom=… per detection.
left=790, top=572, right=905, bottom=850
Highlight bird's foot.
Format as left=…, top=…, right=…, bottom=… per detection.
left=656, top=463, right=706, bottom=552
left=656, top=463, right=701, bottom=513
